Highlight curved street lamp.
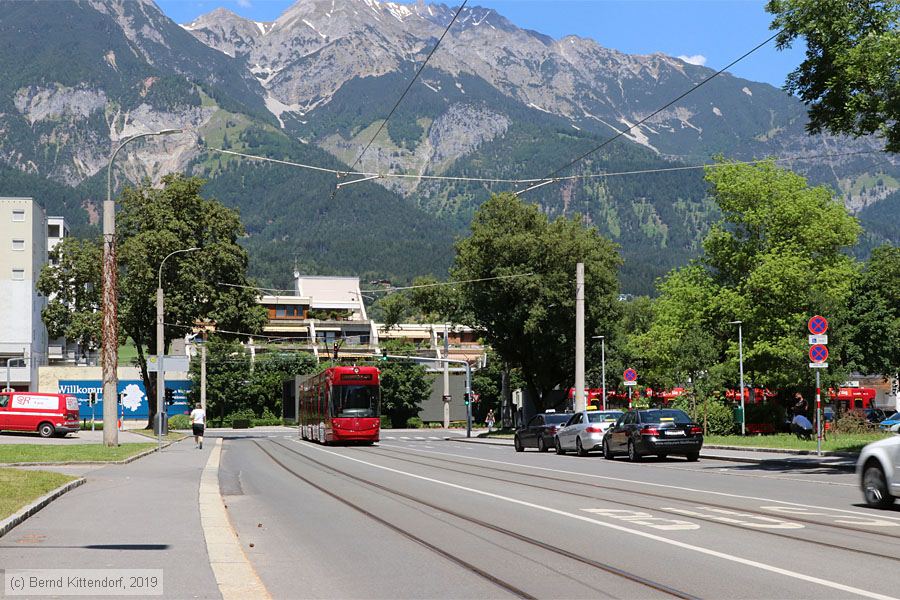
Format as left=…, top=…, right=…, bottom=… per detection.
left=101, top=128, right=183, bottom=446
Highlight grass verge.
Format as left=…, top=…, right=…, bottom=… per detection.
left=0, top=443, right=156, bottom=464
left=130, top=429, right=188, bottom=442
left=479, top=429, right=515, bottom=439
left=704, top=432, right=891, bottom=453
left=0, top=469, right=76, bottom=520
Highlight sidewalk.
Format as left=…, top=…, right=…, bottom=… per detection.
left=0, top=439, right=220, bottom=599
left=0, top=429, right=155, bottom=445
left=447, top=435, right=858, bottom=471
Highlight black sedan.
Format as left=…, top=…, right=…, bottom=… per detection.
left=602, top=408, right=703, bottom=461
left=514, top=412, right=571, bottom=452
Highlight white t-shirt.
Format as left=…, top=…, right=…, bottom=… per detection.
left=190, top=408, right=206, bottom=425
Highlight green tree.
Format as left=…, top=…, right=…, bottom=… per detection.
left=377, top=341, right=430, bottom=427
left=189, top=336, right=249, bottom=426
left=450, top=193, right=622, bottom=411
left=375, top=292, right=412, bottom=331
left=36, top=237, right=102, bottom=355
left=637, top=161, right=861, bottom=400
left=768, top=0, right=900, bottom=152
left=243, top=351, right=318, bottom=418
left=117, top=175, right=267, bottom=427
left=846, top=245, right=900, bottom=380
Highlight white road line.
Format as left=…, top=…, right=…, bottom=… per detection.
left=295, top=441, right=896, bottom=600
left=199, top=439, right=270, bottom=600
left=378, top=444, right=900, bottom=523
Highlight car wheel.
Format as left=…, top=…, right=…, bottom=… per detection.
left=628, top=440, right=641, bottom=462
left=603, top=439, right=614, bottom=460
left=657, top=453, right=668, bottom=460
left=38, top=422, right=55, bottom=438
left=863, top=463, right=895, bottom=508
left=576, top=437, right=589, bottom=457
left=555, top=437, right=566, bottom=455
left=514, top=436, right=524, bottom=452
left=686, top=452, right=700, bottom=462
left=537, top=436, right=548, bottom=452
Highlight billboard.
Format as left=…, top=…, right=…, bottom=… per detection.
left=58, top=380, right=192, bottom=420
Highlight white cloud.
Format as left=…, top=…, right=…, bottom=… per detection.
left=236, top=0, right=253, bottom=7
left=677, top=54, right=707, bottom=66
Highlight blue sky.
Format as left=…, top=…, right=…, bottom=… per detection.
left=157, top=0, right=805, bottom=88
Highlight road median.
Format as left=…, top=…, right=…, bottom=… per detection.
left=0, top=469, right=84, bottom=537
left=0, top=442, right=165, bottom=466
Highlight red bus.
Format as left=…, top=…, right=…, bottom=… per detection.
left=299, top=366, right=381, bottom=444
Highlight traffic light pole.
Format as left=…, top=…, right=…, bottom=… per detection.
left=382, top=354, right=473, bottom=437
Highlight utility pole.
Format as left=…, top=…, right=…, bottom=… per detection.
left=574, top=262, right=585, bottom=412
left=443, top=323, right=450, bottom=429
left=592, top=335, right=606, bottom=411
left=200, top=340, right=207, bottom=412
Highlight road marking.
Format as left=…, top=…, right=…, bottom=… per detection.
left=663, top=506, right=803, bottom=529
left=582, top=508, right=699, bottom=531
left=296, top=441, right=895, bottom=600
left=380, top=444, right=900, bottom=523
left=199, top=439, right=270, bottom=600
left=761, top=506, right=900, bottom=527
left=384, top=436, right=396, bottom=440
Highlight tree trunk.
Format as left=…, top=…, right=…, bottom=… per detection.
left=134, top=338, right=155, bottom=431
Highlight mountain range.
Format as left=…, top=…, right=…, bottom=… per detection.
left=0, top=0, right=897, bottom=294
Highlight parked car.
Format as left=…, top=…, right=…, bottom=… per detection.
left=514, top=412, right=571, bottom=452
left=856, top=431, right=900, bottom=508
left=555, top=410, right=623, bottom=456
left=0, top=392, right=80, bottom=437
left=602, top=408, right=703, bottom=461
left=879, top=412, right=900, bottom=431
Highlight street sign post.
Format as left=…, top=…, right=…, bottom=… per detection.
left=807, top=316, right=829, bottom=456
left=623, top=369, right=637, bottom=408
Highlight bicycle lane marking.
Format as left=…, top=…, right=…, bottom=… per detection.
left=299, top=441, right=896, bottom=600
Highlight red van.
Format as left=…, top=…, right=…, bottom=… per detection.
left=0, top=393, right=81, bottom=437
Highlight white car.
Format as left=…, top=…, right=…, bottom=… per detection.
left=856, top=433, right=900, bottom=508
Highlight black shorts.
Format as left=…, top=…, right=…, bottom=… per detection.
left=192, top=424, right=205, bottom=436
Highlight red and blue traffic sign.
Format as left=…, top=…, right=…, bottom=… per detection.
left=623, top=368, right=638, bottom=382
left=809, top=344, right=829, bottom=363
left=808, top=315, right=829, bottom=335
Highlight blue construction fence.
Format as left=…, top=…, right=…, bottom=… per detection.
left=58, top=380, right=192, bottom=421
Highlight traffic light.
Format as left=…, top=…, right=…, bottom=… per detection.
left=464, top=393, right=470, bottom=406
left=380, top=348, right=388, bottom=361
left=164, top=388, right=174, bottom=406
left=333, top=342, right=339, bottom=361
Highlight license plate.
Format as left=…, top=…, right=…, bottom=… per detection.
left=666, top=430, right=685, bottom=436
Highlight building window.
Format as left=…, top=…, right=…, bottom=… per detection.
left=12, top=269, right=25, bottom=281
left=48, top=224, right=60, bottom=238
left=12, top=209, right=25, bottom=222
left=12, top=239, right=24, bottom=251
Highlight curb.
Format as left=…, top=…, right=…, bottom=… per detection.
left=2, top=441, right=175, bottom=467
left=0, top=477, right=86, bottom=538
left=703, top=444, right=859, bottom=458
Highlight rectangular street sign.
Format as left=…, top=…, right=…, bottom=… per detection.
left=623, top=381, right=637, bottom=386
left=147, top=355, right=190, bottom=373
left=808, top=334, right=828, bottom=345
left=809, top=362, right=828, bottom=369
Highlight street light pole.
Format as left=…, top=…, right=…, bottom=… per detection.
left=729, top=320, right=746, bottom=436
left=156, top=247, right=200, bottom=450
left=575, top=262, right=585, bottom=412
left=102, top=128, right=182, bottom=446
left=592, top=336, right=605, bottom=411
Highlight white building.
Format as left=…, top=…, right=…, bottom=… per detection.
left=0, top=197, right=49, bottom=390
left=45, top=215, right=74, bottom=363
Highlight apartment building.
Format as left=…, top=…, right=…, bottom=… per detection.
left=0, top=197, right=48, bottom=390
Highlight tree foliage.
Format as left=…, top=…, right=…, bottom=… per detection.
left=447, top=193, right=621, bottom=411
left=846, top=244, right=900, bottom=378
left=768, top=0, right=900, bottom=152
left=636, top=161, right=861, bottom=396
left=377, top=341, right=430, bottom=427
left=36, top=237, right=102, bottom=354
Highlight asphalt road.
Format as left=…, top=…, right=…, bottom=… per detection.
left=218, top=431, right=900, bottom=600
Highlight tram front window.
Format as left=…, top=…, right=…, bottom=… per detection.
left=332, top=385, right=380, bottom=418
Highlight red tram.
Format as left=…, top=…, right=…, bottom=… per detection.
left=299, top=366, right=381, bottom=444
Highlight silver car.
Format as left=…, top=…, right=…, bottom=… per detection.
left=857, top=431, right=900, bottom=508
left=555, top=410, right=623, bottom=456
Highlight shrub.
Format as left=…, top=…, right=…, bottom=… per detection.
left=168, top=414, right=190, bottom=430
left=226, top=408, right=256, bottom=429
left=406, top=416, right=424, bottom=429
left=252, top=408, right=282, bottom=426
left=673, top=397, right=735, bottom=436
left=380, top=415, right=393, bottom=429
left=231, top=418, right=251, bottom=429
left=745, top=403, right=785, bottom=431
left=832, top=410, right=872, bottom=435
left=80, top=422, right=103, bottom=430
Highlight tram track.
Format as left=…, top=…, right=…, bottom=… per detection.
left=256, top=439, right=698, bottom=600
left=368, top=443, right=900, bottom=553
